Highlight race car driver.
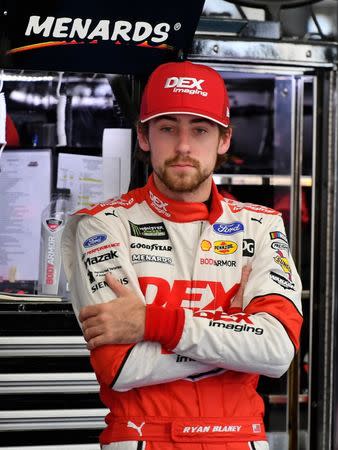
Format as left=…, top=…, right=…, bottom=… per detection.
left=62, top=61, right=303, bottom=450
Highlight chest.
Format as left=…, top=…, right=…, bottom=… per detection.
left=129, top=219, right=248, bottom=312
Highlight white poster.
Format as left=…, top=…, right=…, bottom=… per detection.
left=0, top=150, right=51, bottom=281
left=102, top=128, right=131, bottom=195
left=57, top=153, right=121, bottom=210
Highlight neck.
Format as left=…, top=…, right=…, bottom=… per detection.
left=152, top=173, right=213, bottom=203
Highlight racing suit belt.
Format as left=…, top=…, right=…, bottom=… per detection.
left=100, top=416, right=266, bottom=443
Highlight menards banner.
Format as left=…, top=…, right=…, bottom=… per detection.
left=0, top=0, right=205, bottom=74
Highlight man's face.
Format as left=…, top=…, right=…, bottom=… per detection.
left=138, top=114, right=231, bottom=195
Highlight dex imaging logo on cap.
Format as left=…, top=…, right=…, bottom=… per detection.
left=164, top=76, right=208, bottom=97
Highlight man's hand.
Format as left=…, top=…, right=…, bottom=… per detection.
left=231, top=264, right=252, bottom=309
left=79, top=273, right=146, bottom=350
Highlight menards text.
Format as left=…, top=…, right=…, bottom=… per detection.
left=25, top=16, right=171, bottom=43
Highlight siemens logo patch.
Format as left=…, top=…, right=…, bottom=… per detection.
left=213, top=222, right=244, bottom=235
left=129, top=221, right=169, bottom=240
left=83, top=234, right=107, bottom=248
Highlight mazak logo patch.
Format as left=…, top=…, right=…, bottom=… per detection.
left=83, top=234, right=107, bottom=248
left=82, top=250, right=118, bottom=268
left=213, top=222, right=244, bottom=235
left=129, top=221, right=169, bottom=240
left=270, top=271, right=295, bottom=290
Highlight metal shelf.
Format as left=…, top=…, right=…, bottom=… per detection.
left=0, top=409, right=108, bottom=431
left=0, top=373, right=98, bottom=394
left=0, top=336, right=88, bottom=357
left=213, top=174, right=312, bottom=187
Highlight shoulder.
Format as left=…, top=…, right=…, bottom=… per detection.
left=222, top=197, right=281, bottom=217
left=72, top=186, right=145, bottom=218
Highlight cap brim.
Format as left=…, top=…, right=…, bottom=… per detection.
left=140, top=111, right=229, bottom=128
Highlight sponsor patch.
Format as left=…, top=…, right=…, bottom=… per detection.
left=92, top=266, right=123, bottom=276
left=149, top=191, right=171, bottom=217
left=104, top=210, right=118, bottom=217
left=82, top=250, right=118, bottom=268
left=165, top=76, right=208, bottom=97
left=251, top=217, right=263, bottom=224
left=273, top=255, right=291, bottom=275
left=213, top=241, right=238, bottom=255
left=270, top=231, right=288, bottom=242
left=213, top=222, right=244, bottom=235
left=200, top=258, right=236, bottom=267
left=129, top=221, right=169, bottom=240
left=83, top=234, right=107, bottom=248
left=271, top=241, right=289, bottom=253
left=270, top=271, right=295, bottom=290
left=227, top=199, right=279, bottom=215
left=91, top=277, right=128, bottom=293
left=201, top=240, right=212, bottom=251
left=85, top=242, right=120, bottom=255
left=209, top=321, right=264, bottom=335
left=132, top=254, right=173, bottom=264
left=242, top=239, right=255, bottom=257
left=130, top=242, right=172, bottom=251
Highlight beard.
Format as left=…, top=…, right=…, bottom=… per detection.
left=153, top=154, right=214, bottom=193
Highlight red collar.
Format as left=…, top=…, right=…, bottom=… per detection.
left=144, top=174, right=223, bottom=223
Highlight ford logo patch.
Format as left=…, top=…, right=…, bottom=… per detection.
left=213, top=222, right=244, bottom=235
left=83, top=234, right=107, bottom=248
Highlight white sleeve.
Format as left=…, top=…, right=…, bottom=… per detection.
left=62, top=213, right=219, bottom=390
left=153, top=214, right=303, bottom=378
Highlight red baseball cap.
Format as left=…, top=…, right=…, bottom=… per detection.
left=140, top=61, right=230, bottom=128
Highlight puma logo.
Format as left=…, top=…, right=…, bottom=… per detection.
left=251, top=217, right=263, bottom=224
left=127, top=420, right=145, bottom=437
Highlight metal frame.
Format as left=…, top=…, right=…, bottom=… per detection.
left=188, top=34, right=337, bottom=450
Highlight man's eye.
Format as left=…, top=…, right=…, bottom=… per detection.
left=160, top=126, right=173, bottom=132
left=195, top=128, right=207, bottom=134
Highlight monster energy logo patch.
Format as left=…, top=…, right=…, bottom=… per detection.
left=129, top=221, right=169, bottom=240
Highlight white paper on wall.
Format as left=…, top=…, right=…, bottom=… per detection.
left=102, top=128, right=132, bottom=196
left=0, top=149, right=51, bottom=281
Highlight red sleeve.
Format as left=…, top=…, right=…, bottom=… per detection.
left=90, top=344, right=134, bottom=386
left=244, top=294, right=303, bottom=349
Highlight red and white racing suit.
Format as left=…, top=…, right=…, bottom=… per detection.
left=62, top=174, right=303, bottom=450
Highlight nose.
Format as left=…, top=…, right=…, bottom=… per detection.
left=175, top=128, right=191, bottom=154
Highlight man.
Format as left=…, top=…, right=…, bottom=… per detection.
left=62, top=61, right=303, bottom=450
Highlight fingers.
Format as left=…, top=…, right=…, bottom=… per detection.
left=231, top=264, right=252, bottom=309
left=105, top=273, right=131, bottom=296
left=79, top=305, right=97, bottom=322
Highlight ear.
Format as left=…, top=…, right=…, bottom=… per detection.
left=217, top=127, right=232, bottom=155
left=137, top=123, right=150, bottom=152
